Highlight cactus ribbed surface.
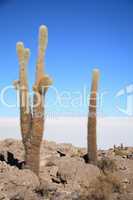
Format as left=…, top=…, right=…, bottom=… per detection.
left=87, top=69, right=99, bottom=164
left=14, top=25, right=52, bottom=175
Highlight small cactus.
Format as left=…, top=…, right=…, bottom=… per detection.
left=120, top=143, right=124, bottom=150
left=14, top=25, right=52, bottom=175
left=87, top=69, right=100, bottom=164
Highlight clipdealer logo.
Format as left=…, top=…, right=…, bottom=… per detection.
left=1, top=84, right=133, bottom=117
left=116, top=84, right=133, bottom=116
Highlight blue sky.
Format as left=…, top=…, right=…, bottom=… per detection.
left=0, top=0, right=132, bottom=117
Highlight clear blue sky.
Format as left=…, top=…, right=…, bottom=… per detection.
left=0, top=0, right=132, bottom=117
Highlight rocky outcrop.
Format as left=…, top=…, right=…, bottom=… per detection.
left=0, top=161, right=40, bottom=200
left=0, top=139, right=133, bottom=200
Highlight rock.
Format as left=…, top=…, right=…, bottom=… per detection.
left=0, top=161, right=40, bottom=199
left=50, top=166, right=58, bottom=177
left=0, top=193, right=9, bottom=200
left=127, top=153, right=133, bottom=160
left=122, top=155, right=127, bottom=159
left=0, top=139, right=133, bottom=200
left=119, top=166, right=127, bottom=170
left=54, top=157, right=100, bottom=191
left=57, top=150, right=66, bottom=157
left=122, top=178, right=130, bottom=184
left=50, top=191, right=72, bottom=200
left=0, top=139, right=24, bottom=160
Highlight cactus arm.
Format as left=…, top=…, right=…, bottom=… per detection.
left=17, top=42, right=28, bottom=88
left=32, top=26, right=48, bottom=139
left=16, top=43, right=31, bottom=144
left=87, top=69, right=100, bottom=164
left=33, top=25, right=52, bottom=94
left=14, top=47, right=30, bottom=90
left=35, top=25, right=48, bottom=85
left=24, top=48, right=30, bottom=70
left=32, top=25, right=51, bottom=127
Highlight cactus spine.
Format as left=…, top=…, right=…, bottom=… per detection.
left=14, top=25, right=52, bottom=175
left=87, top=69, right=99, bottom=164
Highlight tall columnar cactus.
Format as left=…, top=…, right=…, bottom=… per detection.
left=87, top=69, right=100, bottom=164
left=14, top=25, right=52, bottom=175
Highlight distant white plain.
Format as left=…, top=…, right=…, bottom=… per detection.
left=0, top=117, right=133, bottom=149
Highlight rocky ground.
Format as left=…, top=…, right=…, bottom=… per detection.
left=0, top=139, right=133, bottom=200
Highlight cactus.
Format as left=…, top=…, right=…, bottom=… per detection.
left=87, top=69, right=100, bottom=164
left=120, top=143, right=124, bottom=150
left=14, top=25, right=52, bottom=175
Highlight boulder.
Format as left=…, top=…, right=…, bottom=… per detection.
left=0, top=161, right=40, bottom=200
